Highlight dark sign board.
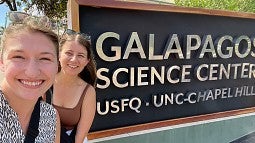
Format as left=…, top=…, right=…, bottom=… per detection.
left=71, top=0, right=255, bottom=133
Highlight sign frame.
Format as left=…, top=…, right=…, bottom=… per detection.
left=67, top=0, right=255, bottom=140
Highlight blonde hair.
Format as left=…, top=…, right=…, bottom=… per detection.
left=0, top=16, right=59, bottom=60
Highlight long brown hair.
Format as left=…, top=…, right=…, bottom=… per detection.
left=59, top=33, right=97, bottom=87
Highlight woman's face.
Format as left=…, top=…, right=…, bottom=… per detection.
left=0, top=31, right=58, bottom=100
left=59, top=40, right=89, bottom=76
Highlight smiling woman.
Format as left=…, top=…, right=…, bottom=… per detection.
left=50, top=29, right=97, bottom=143
left=0, top=11, right=60, bottom=143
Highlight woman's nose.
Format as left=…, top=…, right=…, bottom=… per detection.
left=25, top=60, right=41, bottom=78
left=70, top=55, right=78, bottom=61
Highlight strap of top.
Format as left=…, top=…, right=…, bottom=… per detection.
left=24, top=97, right=41, bottom=143
left=53, top=84, right=90, bottom=129
left=46, top=84, right=89, bottom=107
left=45, top=87, right=53, bottom=104
left=77, top=84, right=90, bottom=108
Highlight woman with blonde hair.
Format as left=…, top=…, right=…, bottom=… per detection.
left=0, top=11, right=60, bottom=142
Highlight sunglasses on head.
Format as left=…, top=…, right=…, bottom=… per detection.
left=8, top=11, right=29, bottom=23
left=64, top=29, right=91, bottom=42
left=8, top=11, right=52, bottom=29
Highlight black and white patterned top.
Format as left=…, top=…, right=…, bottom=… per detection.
left=0, top=90, right=57, bottom=143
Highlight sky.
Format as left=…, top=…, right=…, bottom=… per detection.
left=0, top=4, right=10, bottom=28
left=0, top=2, right=28, bottom=28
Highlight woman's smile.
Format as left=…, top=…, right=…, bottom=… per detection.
left=19, top=79, right=43, bottom=87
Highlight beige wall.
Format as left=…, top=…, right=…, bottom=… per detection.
left=0, top=72, right=3, bottom=82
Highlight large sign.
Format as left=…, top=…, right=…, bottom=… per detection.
left=71, top=0, right=255, bottom=133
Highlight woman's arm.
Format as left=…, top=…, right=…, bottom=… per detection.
left=75, top=85, right=96, bottom=143
left=55, top=110, right=61, bottom=143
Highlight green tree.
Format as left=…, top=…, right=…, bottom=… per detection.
left=28, top=0, right=67, bottom=19
left=174, top=0, right=255, bottom=13
left=0, top=0, right=67, bottom=19
left=0, top=0, right=68, bottom=34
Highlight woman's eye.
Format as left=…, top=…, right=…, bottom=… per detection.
left=12, top=55, right=25, bottom=59
left=40, top=57, right=52, bottom=61
left=78, top=55, right=86, bottom=58
left=65, top=52, right=72, bottom=56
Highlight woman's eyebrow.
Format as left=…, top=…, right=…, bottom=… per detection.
left=41, top=52, right=56, bottom=56
left=7, top=49, right=24, bottom=53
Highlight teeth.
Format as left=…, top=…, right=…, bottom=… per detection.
left=21, top=80, right=42, bottom=86
left=68, top=65, right=78, bottom=69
